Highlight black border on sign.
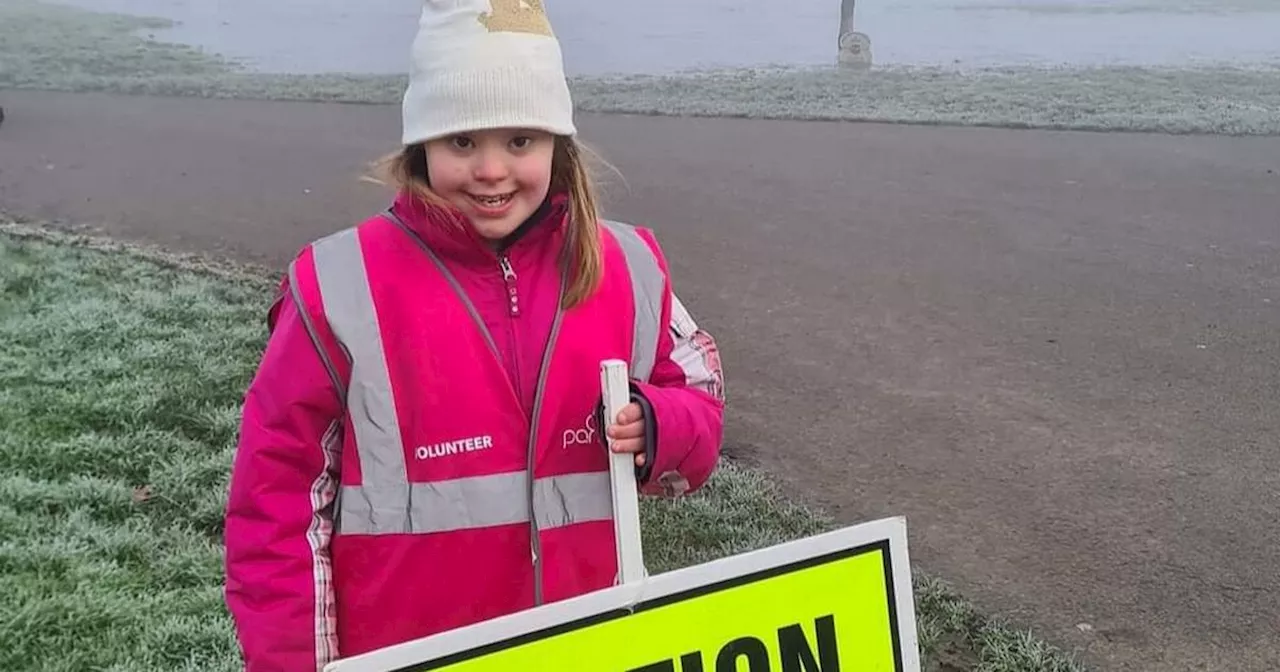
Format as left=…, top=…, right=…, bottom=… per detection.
left=395, top=539, right=902, bottom=672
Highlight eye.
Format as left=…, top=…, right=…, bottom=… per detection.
left=449, top=135, right=474, bottom=150
left=510, top=136, right=534, bottom=150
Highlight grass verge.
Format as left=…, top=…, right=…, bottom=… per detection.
left=2, top=0, right=1279, bottom=135
left=0, top=222, right=1088, bottom=671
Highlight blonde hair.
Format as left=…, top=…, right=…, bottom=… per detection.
left=372, top=135, right=607, bottom=309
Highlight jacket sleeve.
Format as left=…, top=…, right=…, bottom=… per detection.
left=224, top=279, right=344, bottom=672
left=629, top=230, right=726, bottom=498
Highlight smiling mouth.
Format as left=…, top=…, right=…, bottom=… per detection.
left=468, top=192, right=515, bottom=208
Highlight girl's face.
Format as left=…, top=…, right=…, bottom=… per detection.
left=424, top=128, right=556, bottom=243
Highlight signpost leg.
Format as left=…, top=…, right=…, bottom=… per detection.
left=601, top=359, right=647, bottom=586
left=838, top=0, right=873, bottom=69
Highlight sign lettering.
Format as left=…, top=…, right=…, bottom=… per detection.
left=629, top=615, right=840, bottom=672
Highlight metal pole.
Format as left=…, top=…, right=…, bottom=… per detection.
left=839, top=0, right=858, bottom=37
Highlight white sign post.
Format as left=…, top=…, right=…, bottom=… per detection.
left=600, top=359, right=647, bottom=586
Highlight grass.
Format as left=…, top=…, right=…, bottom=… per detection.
left=571, top=66, right=1280, bottom=135
left=0, top=224, right=264, bottom=672
left=0, top=221, right=1089, bottom=671
left=2, top=0, right=1280, bottom=135
left=0, top=0, right=231, bottom=85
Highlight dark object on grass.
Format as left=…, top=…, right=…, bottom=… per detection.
left=0, top=105, right=5, bottom=126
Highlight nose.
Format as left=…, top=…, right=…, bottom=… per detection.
left=472, top=147, right=509, bottom=183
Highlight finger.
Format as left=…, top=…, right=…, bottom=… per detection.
left=607, top=420, right=645, bottom=440
left=615, top=402, right=644, bottom=425
left=609, top=437, right=645, bottom=455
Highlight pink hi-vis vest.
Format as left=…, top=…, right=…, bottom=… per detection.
left=284, top=210, right=668, bottom=658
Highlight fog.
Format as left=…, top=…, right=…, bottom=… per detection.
left=48, top=0, right=1280, bottom=75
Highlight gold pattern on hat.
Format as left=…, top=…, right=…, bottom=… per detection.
left=477, top=0, right=554, bottom=36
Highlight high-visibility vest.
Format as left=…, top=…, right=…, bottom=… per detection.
left=284, top=209, right=668, bottom=657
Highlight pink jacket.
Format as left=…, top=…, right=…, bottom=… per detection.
left=224, top=191, right=725, bottom=671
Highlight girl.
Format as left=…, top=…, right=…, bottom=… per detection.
left=222, top=2, right=725, bottom=670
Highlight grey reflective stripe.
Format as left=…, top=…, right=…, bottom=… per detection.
left=533, top=471, right=613, bottom=529
left=601, top=220, right=665, bottom=382
left=288, top=259, right=346, bottom=406
left=310, top=228, right=411, bottom=535
left=336, top=472, right=612, bottom=536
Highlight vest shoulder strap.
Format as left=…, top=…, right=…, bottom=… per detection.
left=600, top=219, right=667, bottom=383
left=287, top=224, right=371, bottom=407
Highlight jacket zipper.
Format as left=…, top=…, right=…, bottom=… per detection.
left=499, top=255, right=520, bottom=318
left=502, top=252, right=564, bottom=607
left=527, top=274, right=567, bottom=608
left=499, top=255, right=522, bottom=412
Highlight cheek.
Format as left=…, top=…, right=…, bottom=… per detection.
left=424, top=154, right=465, bottom=193
left=515, top=152, right=554, bottom=193
left=516, top=165, right=552, bottom=196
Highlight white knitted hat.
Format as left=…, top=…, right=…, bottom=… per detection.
left=401, top=0, right=576, bottom=146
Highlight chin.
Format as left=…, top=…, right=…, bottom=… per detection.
left=473, top=207, right=534, bottom=236
left=472, top=218, right=523, bottom=241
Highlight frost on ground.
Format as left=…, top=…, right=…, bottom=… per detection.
left=570, top=66, right=1280, bottom=135
left=1, top=0, right=1279, bottom=135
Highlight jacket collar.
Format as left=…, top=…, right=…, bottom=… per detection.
left=390, top=189, right=571, bottom=268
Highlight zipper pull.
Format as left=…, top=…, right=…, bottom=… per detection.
left=499, top=255, right=520, bottom=317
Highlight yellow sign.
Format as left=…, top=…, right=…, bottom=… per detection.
left=326, top=518, right=920, bottom=672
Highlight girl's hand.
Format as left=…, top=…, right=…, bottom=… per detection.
left=606, top=402, right=648, bottom=467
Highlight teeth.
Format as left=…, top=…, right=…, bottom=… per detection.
left=473, top=193, right=513, bottom=206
